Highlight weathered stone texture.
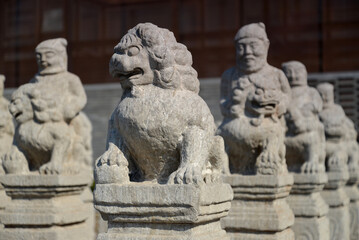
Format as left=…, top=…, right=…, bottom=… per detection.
left=94, top=23, right=232, bottom=240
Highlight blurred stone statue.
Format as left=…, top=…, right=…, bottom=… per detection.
left=317, top=83, right=348, bottom=172
left=2, top=38, right=92, bottom=175
left=343, top=116, right=359, bottom=173
left=282, top=61, right=326, bottom=174
left=95, top=23, right=227, bottom=185
left=0, top=75, right=14, bottom=173
left=217, top=22, right=291, bottom=175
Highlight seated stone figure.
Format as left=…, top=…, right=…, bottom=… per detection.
left=317, top=83, right=348, bottom=172
left=0, top=75, right=14, bottom=174
left=2, top=38, right=92, bottom=175
left=343, top=116, right=359, bottom=173
left=217, top=23, right=291, bottom=175
left=95, top=23, right=226, bottom=184
left=282, top=61, right=325, bottom=174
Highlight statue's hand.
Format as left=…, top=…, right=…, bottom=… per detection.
left=167, top=163, right=203, bottom=184
left=95, top=144, right=129, bottom=184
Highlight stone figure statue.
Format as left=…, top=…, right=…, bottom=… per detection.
left=282, top=61, right=326, bottom=174
left=95, top=23, right=227, bottom=185
left=0, top=75, right=14, bottom=174
left=343, top=116, right=359, bottom=173
left=317, top=83, right=348, bottom=172
left=2, top=38, right=92, bottom=175
left=217, top=22, right=291, bottom=175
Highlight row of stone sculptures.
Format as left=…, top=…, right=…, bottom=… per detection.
left=0, top=22, right=357, bottom=240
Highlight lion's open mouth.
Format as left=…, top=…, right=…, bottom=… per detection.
left=13, top=111, right=22, bottom=120
left=114, top=68, right=144, bottom=81
left=250, top=100, right=278, bottom=112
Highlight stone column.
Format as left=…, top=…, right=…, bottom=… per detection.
left=321, top=171, right=350, bottom=240
left=221, top=174, right=294, bottom=240
left=95, top=183, right=233, bottom=240
left=346, top=170, right=359, bottom=240
left=0, top=174, right=91, bottom=240
left=287, top=173, right=329, bottom=239
left=0, top=182, right=10, bottom=229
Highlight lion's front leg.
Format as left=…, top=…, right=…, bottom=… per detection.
left=39, top=131, right=71, bottom=175
left=168, top=126, right=209, bottom=184
left=255, top=129, right=284, bottom=175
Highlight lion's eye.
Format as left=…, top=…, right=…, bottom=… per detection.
left=127, top=46, right=140, bottom=56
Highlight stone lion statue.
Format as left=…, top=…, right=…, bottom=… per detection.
left=0, top=75, right=14, bottom=174
left=95, top=23, right=227, bottom=184
left=317, top=83, right=348, bottom=172
left=2, top=38, right=92, bottom=175
left=217, top=23, right=291, bottom=175
left=282, top=61, right=326, bottom=174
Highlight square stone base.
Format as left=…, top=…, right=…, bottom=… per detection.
left=97, top=221, right=228, bottom=240
left=0, top=221, right=89, bottom=240
left=226, top=228, right=294, bottom=240
left=291, top=216, right=329, bottom=240
left=349, top=201, right=359, bottom=240
left=326, top=205, right=350, bottom=240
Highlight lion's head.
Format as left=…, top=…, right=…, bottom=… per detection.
left=10, top=86, right=34, bottom=124
left=109, top=23, right=199, bottom=93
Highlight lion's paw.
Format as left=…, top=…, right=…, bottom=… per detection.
left=167, top=164, right=203, bottom=184
left=327, top=154, right=346, bottom=172
left=255, top=151, right=280, bottom=175
left=2, top=146, right=29, bottom=174
left=95, top=146, right=129, bottom=184
left=301, top=161, right=324, bottom=174
left=39, top=161, right=63, bottom=175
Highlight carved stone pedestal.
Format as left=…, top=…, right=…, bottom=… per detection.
left=221, top=174, right=295, bottom=240
left=94, top=183, right=233, bottom=240
left=321, top=171, right=350, bottom=240
left=345, top=170, right=359, bottom=240
left=0, top=182, right=10, bottom=229
left=0, top=174, right=92, bottom=240
left=81, top=186, right=96, bottom=240
left=287, top=173, right=329, bottom=240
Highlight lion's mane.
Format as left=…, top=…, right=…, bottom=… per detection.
left=115, top=23, right=199, bottom=93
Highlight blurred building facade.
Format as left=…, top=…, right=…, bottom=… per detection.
left=1, top=0, right=359, bottom=87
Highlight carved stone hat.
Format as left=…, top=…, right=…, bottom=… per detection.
left=35, top=38, right=67, bottom=53
left=234, top=22, right=269, bottom=42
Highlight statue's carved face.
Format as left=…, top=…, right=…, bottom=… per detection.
left=318, top=88, right=334, bottom=106
left=9, top=95, right=33, bottom=123
left=36, top=48, right=66, bottom=75
left=235, top=38, right=268, bottom=73
left=283, top=67, right=307, bottom=87
left=109, top=39, right=154, bottom=89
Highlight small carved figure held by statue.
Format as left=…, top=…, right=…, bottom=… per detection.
left=95, top=23, right=227, bottom=185
left=2, top=38, right=92, bottom=175
left=0, top=75, right=14, bottom=174
left=217, top=22, right=291, bottom=175
left=317, top=83, right=348, bottom=172
left=282, top=61, right=326, bottom=174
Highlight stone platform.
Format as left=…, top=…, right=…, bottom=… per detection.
left=287, top=173, right=329, bottom=240
left=94, top=183, right=233, bottom=240
left=321, top=171, right=350, bottom=240
left=221, top=174, right=295, bottom=240
left=0, top=174, right=91, bottom=240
